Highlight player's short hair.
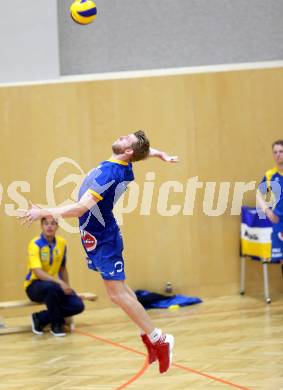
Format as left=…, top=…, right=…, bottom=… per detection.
left=41, top=217, right=58, bottom=225
left=272, top=140, right=283, bottom=149
left=131, top=130, right=150, bottom=162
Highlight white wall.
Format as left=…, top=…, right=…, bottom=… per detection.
left=0, top=0, right=59, bottom=83
left=58, top=0, right=283, bottom=76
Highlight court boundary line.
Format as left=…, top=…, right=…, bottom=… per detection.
left=75, top=328, right=251, bottom=390
left=1, top=61, right=283, bottom=88
left=115, top=359, right=149, bottom=390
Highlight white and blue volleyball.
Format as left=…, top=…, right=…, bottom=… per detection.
left=70, top=0, right=97, bottom=25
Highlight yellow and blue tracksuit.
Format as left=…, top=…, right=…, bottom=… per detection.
left=24, top=234, right=67, bottom=290
left=258, top=167, right=283, bottom=261
left=25, top=234, right=84, bottom=326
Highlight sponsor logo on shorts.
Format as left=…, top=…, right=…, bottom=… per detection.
left=81, top=230, right=97, bottom=252
left=114, top=261, right=123, bottom=273
left=109, top=261, right=124, bottom=276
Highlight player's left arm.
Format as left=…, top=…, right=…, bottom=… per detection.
left=148, top=148, right=179, bottom=163
left=19, top=191, right=99, bottom=227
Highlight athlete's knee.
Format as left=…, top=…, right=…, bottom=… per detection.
left=108, top=291, right=121, bottom=305
left=104, top=280, right=129, bottom=306
left=72, top=298, right=85, bottom=315
left=45, top=283, right=64, bottom=298
left=107, top=290, right=126, bottom=306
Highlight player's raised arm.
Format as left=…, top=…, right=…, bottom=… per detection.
left=18, top=191, right=99, bottom=227
left=148, top=148, right=179, bottom=163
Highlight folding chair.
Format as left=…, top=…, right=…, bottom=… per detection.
left=240, top=206, right=282, bottom=303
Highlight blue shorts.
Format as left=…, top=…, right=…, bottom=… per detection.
left=80, top=224, right=126, bottom=280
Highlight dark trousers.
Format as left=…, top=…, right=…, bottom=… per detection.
left=26, top=280, right=85, bottom=327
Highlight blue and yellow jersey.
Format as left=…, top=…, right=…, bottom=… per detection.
left=24, top=234, right=67, bottom=289
left=259, top=166, right=283, bottom=230
left=78, top=159, right=134, bottom=236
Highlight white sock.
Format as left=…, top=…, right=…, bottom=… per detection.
left=148, top=328, right=162, bottom=343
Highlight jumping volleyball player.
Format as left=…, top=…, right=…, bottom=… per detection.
left=20, top=131, right=179, bottom=374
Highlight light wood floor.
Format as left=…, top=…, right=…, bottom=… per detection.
left=0, top=294, right=282, bottom=390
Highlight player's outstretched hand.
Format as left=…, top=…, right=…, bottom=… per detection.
left=159, top=152, right=179, bottom=163
left=18, top=202, right=42, bottom=227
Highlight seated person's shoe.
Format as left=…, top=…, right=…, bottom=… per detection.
left=50, top=324, right=66, bottom=337
left=31, top=313, right=44, bottom=335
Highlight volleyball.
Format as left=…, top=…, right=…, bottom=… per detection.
left=70, top=0, right=97, bottom=25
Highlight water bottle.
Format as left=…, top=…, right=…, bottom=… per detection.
left=165, top=281, right=173, bottom=295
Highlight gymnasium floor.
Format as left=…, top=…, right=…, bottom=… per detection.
left=0, top=294, right=282, bottom=390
